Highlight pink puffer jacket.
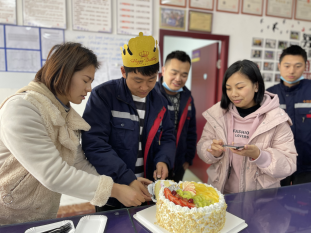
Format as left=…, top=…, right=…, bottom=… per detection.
left=197, top=99, right=297, bottom=193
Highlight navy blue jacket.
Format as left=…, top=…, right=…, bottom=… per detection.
left=82, top=78, right=176, bottom=208
left=267, top=79, right=311, bottom=174
left=154, top=79, right=197, bottom=172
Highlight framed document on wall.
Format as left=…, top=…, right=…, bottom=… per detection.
left=241, top=0, right=263, bottom=16
left=266, top=0, right=293, bottom=19
left=294, top=0, right=311, bottom=21
left=72, top=0, right=112, bottom=33
left=217, top=0, right=240, bottom=13
left=189, top=0, right=214, bottom=11
left=23, top=0, right=67, bottom=29
left=160, top=0, right=186, bottom=8
left=188, top=10, right=213, bottom=33
left=117, top=0, right=153, bottom=35
left=0, top=0, right=17, bottom=25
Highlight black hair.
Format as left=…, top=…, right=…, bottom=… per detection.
left=279, top=45, right=307, bottom=63
left=165, top=50, right=191, bottom=65
left=220, top=60, right=265, bottom=109
left=123, top=46, right=159, bottom=77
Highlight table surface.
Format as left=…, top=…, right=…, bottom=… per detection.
left=0, top=183, right=310, bottom=233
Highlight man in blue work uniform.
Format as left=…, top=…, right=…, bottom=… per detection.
left=82, top=32, right=176, bottom=211
left=267, top=45, right=311, bottom=185
left=155, top=51, right=197, bottom=182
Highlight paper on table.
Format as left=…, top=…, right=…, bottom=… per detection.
left=41, top=28, right=64, bottom=59
left=7, top=49, right=41, bottom=72
left=5, top=25, right=40, bottom=50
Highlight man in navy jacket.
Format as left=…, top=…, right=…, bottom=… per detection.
left=155, top=51, right=197, bottom=182
left=82, top=33, right=176, bottom=210
left=267, top=45, right=311, bottom=185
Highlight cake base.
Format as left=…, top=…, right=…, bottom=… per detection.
left=133, top=205, right=248, bottom=233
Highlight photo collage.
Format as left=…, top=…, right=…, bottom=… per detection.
left=251, top=32, right=311, bottom=85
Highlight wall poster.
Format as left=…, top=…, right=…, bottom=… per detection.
left=22, top=0, right=66, bottom=28
left=117, top=0, right=153, bottom=35
left=0, top=0, right=17, bottom=24
left=72, top=0, right=112, bottom=33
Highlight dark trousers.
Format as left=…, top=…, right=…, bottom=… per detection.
left=167, top=166, right=186, bottom=183
left=96, top=202, right=150, bottom=212
left=280, top=171, right=311, bottom=186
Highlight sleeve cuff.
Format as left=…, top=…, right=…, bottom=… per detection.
left=250, top=150, right=271, bottom=168
left=206, top=151, right=223, bottom=161
left=90, top=175, right=114, bottom=207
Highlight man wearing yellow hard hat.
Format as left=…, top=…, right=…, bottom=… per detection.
left=82, top=32, right=176, bottom=211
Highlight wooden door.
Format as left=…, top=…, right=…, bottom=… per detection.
left=189, top=43, right=219, bottom=183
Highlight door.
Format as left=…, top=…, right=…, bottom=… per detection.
left=189, top=43, right=219, bottom=183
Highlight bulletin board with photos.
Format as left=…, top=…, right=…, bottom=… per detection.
left=251, top=32, right=311, bottom=84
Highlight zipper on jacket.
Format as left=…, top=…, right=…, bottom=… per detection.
left=158, top=128, right=163, bottom=145
left=302, top=117, right=305, bottom=123
left=228, top=165, right=231, bottom=179
left=242, top=157, right=247, bottom=192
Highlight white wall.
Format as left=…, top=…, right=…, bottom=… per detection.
left=0, top=0, right=310, bottom=116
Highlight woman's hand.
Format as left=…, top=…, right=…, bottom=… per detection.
left=207, top=139, right=225, bottom=157
left=111, top=183, right=146, bottom=207
left=137, top=177, right=153, bottom=188
left=129, top=180, right=152, bottom=201
left=230, top=145, right=260, bottom=160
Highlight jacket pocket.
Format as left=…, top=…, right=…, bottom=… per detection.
left=207, top=162, right=221, bottom=183
left=1, top=172, right=39, bottom=210
left=110, top=118, right=135, bottom=150
left=256, top=171, right=280, bottom=189
left=154, top=126, right=163, bottom=145
left=295, top=107, right=311, bottom=138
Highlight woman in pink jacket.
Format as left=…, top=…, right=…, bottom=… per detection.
left=197, top=60, right=297, bottom=194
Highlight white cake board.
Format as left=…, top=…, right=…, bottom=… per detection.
left=133, top=205, right=248, bottom=233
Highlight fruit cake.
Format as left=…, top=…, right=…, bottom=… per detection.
left=155, top=181, right=227, bottom=233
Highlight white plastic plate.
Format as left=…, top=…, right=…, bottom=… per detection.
left=75, top=215, right=107, bottom=233
left=25, top=220, right=75, bottom=233
left=133, top=205, right=248, bottom=233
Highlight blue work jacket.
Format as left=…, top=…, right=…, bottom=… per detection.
left=267, top=79, right=311, bottom=174
left=82, top=78, right=176, bottom=208
left=154, top=79, right=197, bottom=172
